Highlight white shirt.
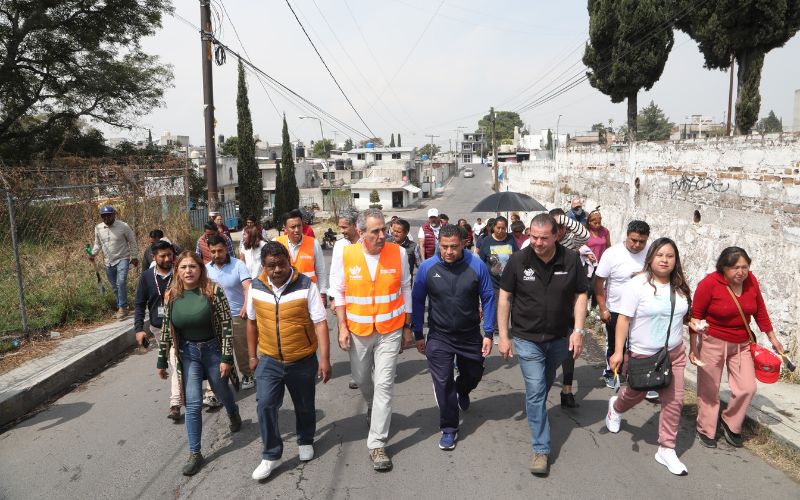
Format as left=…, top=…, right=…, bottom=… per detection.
left=473, top=222, right=485, bottom=235
left=328, top=237, right=358, bottom=298
left=246, top=270, right=326, bottom=323
left=329, top=241, right=412, bottom=313
left=617, top=274, right=688, bottom=355
left=595, top=242, right=650, bottom=313
left=417, top=223, right=441, bottom=241
left=239, top=241, right=267, bottom=279
left=273, top=235, right=328, bottom=294
left=92, top=220, right=138, bottom=266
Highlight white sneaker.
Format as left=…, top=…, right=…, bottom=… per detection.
left=606, top=396, right=621, bottom=433
left=299, top=444, right=314, bottom=462
left=241, top=376, right=255, bottom=390
left=202, top=394, right=222, bottom=408
left=645, top=390, right=659, bottom=401
left=252, top=459, right=279, bottom=480
left=655, top=447, right=688, bottom=476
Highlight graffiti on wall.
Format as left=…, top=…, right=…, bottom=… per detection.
left=670, top=174, right=729, bottom=197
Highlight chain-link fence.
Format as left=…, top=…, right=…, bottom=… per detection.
left=0, top=159, right=191, bottom=341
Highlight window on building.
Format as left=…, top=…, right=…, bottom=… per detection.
left=375, top=153, right=383, bottom=161
left=353, top=193, right=360, bottom=199
left=463, top=154, right=472, bottom=163
left=351, top=171, right=363, bottom=181
left=392, top=153, right=401, bottom=159
left=357, top=153, right=365, bottom=160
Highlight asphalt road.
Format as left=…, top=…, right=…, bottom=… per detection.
left=1, top=165, right=797, bottom=499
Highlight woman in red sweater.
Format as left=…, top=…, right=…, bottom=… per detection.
left=689, top=247, right=784, bottom=449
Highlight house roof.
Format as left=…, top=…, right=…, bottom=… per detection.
left=347, top=146, right=415, bottom=154
left=350, top=178, right=410, bottom=190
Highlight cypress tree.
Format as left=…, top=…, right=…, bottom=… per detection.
left=389, top=133, right=395, bottom=147
left=236, top=60, right=263, bottom=220
left=397, top=133, right=401, bottom=147
left=583, top=0, right=674, bottom=142
left=273, top=155, right=285, bottom=228
left=281, top=114, right=300, bottom=211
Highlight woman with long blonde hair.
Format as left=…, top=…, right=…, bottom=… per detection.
left=156, top=251, right=241, bottom=476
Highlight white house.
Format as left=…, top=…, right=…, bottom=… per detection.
left=350, top=177, right=421, bottom=210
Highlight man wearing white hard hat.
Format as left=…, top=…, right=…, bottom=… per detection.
left=418, top=208, right=444, bottom=261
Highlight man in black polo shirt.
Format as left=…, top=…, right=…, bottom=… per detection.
left=498, top=213, right=588, bottom=477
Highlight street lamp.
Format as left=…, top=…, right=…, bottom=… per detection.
left=299, top=115, right=329, bottom=187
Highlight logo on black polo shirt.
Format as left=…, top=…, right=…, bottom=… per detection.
left=523, top=268, right=536, bottom=281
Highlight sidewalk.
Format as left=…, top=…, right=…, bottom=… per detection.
left=0, top=318, right=137, bottom=429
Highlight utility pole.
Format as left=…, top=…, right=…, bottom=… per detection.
left=726, top=55, right=735, bottom=136
left=454, top=126, right=466, bottom=168
left=424, top=134, right=439, bottom=198
left=491, top=107, right=498, bottom=192
left=200, top=0, right=219, bottom=212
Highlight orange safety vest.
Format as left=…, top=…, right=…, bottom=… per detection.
left=276, top=235, right=317, bottom=283
left=343, top=242, right=406, bottom=335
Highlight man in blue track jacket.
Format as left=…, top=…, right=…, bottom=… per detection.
left=412, top=224, right=496, bottom=451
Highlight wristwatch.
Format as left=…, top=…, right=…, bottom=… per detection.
left=573, top=328, right=587, bottom=337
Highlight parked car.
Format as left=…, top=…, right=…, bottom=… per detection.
left=463, top=167, right=474, bottom=178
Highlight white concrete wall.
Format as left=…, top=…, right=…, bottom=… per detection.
left=503, top=137, right=800, bottom=351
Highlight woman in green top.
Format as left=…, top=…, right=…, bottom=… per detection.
left=156, top=251, right=241, bottom=476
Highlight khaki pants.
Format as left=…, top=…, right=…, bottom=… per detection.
left=151, top=325, right=181, bottom=407
left=231, top=316, right=252, bottom=379
left=349, top=329, right=402, bottom=450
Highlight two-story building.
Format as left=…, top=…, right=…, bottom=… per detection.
left=460, top=132, right=486, bottom=164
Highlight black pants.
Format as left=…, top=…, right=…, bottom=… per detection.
left=426, top=331, right=484, bottom=433
left=604, top=312, right=621, bottom=378
left=561, top=355, right=574, bottom=387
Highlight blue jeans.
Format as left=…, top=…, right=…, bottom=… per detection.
left=513, top=337, right=570, bottom=454
left=255, top=353, right=318, bottom=460
left=104, top=258, right=130, bottom=308
left=181, top=338, right=238, bottom=454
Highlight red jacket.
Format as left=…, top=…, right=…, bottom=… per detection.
left=303, top=223, right=315, bottom=238
left=691, top=271, right=773, bottom=344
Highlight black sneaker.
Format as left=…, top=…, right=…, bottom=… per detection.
left=696, top=431, right=717, bottom=448
left=182, top=452, right=204, bottom=476
left=720, top=420, right=744, bottom=448
left=229, top=409, right=242, bottom=433
left=560, top=392, right=579, bottom=408
left=457, top=392, right=470, bottom=412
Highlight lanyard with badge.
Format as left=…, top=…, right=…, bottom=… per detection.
left=153, top=267, right=172, bottom=318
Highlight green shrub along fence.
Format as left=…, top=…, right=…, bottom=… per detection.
left=0, top=160, right=192, bottom=343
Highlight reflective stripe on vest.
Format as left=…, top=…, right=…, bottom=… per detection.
left=343, top=242, right=405, bottom=335
left=277, top=235, right=317, bottom=283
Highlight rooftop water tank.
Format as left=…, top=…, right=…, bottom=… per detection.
left=366, top=142, right=374, bottom=149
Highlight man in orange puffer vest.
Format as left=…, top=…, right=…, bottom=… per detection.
left=329, top=208, right=413, bottom=473
left=275, top=209, right=328, bottom=306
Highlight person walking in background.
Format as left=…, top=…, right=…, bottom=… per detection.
left=212, top=213, right=231, bottom=238
left=142, top=229, right=183, bottom=270
left=244, top=215, right=270, bottom=241
left=565, top=196, right=587, bottom=225
left=390, top=218, right=421, bottom=282
left=478, top=215, right=518, bottom=343
left=134, top=240, right=182, bottom=420
left=595, top=220, right=651, bottom=391
left=195, top=221, right=234, bottom=265
left=418, top=208, right=444, bottom=261
left=330, top=208, right=413, bottom=472
left=510, top=220, right=528, bottom=249
left=89, top=205, right=138, bottom=319
left=246, top=242, right=331, bottom=480
left=497, top=214, right=588, bottom=477
left=156, top=251, right=241, bottom=477
left=690, top=247, right=784, bottom=449
left=586, top=210, right=611, bottom=263
left=239, top=225, right=267, bottom=279
left=412, top=224, right=495, bottom=451
left=473, top=217, right=496, bottom=254
left=205, top=236, right=254, bottom=390
left=275, top=209, right=328, bottom=306
left=472, top=217, right=485, bottom=237
left=605, top=238, right=692, bottom=476
left=457, top=219, right=474, bottom=250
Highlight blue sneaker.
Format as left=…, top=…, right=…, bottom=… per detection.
left=439, top=431, right=457, bottom=450
left=457, top=392, right=470, bottom=412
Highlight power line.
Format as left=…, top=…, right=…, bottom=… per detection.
left=171, top=11, right=371, bottom=140
left=284, top=0, right=377, bottom=138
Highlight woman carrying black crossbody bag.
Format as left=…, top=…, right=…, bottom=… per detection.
left=604, top=238, right=692, bottom=476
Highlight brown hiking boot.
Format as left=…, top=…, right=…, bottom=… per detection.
left=167, top=406, right=181, bottom=421
left=182, top=452, right=204, bottom=476
left=529, top=453, right=549, bottom=476
left=116, top=307, right=128, bottom=320
left=369, top=447, right=392, bottom=471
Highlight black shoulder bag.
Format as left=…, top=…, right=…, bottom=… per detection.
left=627, top=286, right=676, bottom=392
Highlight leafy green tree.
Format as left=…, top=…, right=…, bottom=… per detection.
left=369, top=189, right=382, bottom=209
left=220, top=136, right=239, bottom=156
left=235, top=60, right=263, bottom=220
left=343, top=138, right=354, bottom=151
left=273, top=157, right=285, bottom=228
left=591, top=123, right=608, bottom=144
left=637, top=101, right=672, bottom=141
left=477, top=111, right=524, bottom=148
left=583, top=0, right=674, bottom=142
left=281, top=115, right=299, bottom=212
left=0, top=0, right=173, bottom=147
left=389, top=133, right=395, bottom=147
left=676, top=1, right=800, bottom=135
left=312, top=138, right=335, bottom=158
left=189, top=168, right=208, bottom=206
left=397, top=134, right=402, bottom=147
left=755, top=110, right=783, bottom=134
left=418, top=144, right=440, bottom=158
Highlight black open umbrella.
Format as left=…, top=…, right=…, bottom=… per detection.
left=472, top=191, right=546, bottom=213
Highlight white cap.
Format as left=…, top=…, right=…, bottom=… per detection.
left=427, top=208, right=439, bottom=218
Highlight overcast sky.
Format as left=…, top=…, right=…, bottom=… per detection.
left=111, top=0, right=800, bottom=148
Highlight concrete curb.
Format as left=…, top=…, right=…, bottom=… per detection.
left=0, top=318, right=138, bottom=429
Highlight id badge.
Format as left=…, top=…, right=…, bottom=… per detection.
left=157, top=306, right=165, bottom=318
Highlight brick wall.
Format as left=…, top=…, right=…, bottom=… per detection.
left=502, top=136, right=800, bottom=351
